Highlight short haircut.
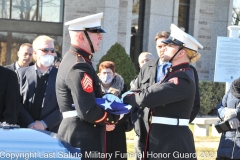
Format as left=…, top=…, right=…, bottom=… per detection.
left=138, top=52, right=154, bottom=64
left=32, top=35, right=54, bottom=50
left=99, top=61, right=115, bottom=73
left=19, top=43, right=32, bottom=50
left=154, top=31, right=170, bottom=41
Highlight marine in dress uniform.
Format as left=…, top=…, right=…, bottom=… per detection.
left=123, top=24, right=203, bottom=160
left=56, top=13, right=119, bottom=160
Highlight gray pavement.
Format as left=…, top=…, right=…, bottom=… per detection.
left=195, top=141, right=219, bottom=148
left=127, top=140, right=219, bottom=149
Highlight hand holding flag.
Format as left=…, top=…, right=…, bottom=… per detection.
left=103, top=94, right=122, bottom=103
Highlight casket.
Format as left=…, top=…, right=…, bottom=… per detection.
left=0, top=127, right=81, bottom=160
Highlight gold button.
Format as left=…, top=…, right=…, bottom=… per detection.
left=111, top=121, right=114, bottom=124
left=94, top=125, right=96, bottom=127
left=106, top=118, right=109, bottom=121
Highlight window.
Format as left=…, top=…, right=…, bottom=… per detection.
left=11, top=0, right=37, bottom=20
left=0, top=0, right=10, bottom=18
left=0, top=32, right=8, bottom=65
left=39, top=0, right=63, bottom=22
left=130, top=0, right=145, bottom=71
left=178, top=0, right=190, bottom=32
left=0, top=32, right=62, bottom=65
left=0, top=0, right=64, bottom=22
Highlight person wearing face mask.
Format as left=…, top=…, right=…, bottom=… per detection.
left=97, top=61, right=129, bottom=160
left=16, top=35, right=62, bottom=133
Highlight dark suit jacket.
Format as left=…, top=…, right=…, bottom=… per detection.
left=0, top=66, right=20, bottom=124
left=5, top=63, right=16, bottom=71
left=132, top=58, right=200, bottom=142
left=16, top=65, right=62, bottom=132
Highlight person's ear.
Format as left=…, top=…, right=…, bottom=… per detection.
left=77, top=32, right=85, bottom=42
left=178, top=49, right=186, bottom=57
left=33, top=50, right=37, bottom=57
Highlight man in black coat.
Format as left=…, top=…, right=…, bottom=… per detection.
left=56, top=13, right=119, bottom=160
left=131, top=31, right=201, bottom=159
left=0, top=66, right=19, bottom=124
left=17, top=35, right=62, bottom=133
left=5, top=43, right=33, bottom=71
left=124, top=24, right=203, bottom=160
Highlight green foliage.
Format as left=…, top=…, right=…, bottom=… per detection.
left=97, top=43, right=137, bottom=89
left=199, top=81, right=225, bottom=115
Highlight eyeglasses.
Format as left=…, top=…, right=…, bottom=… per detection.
left=37, top=48, right=55, bottom=53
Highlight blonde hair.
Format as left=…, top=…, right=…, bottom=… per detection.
left=32, top=35, right=54, bottom=50
left=184, top=48, right=201, bottom=63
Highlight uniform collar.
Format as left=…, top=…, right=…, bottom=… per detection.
left=70, top=45, right=93, bottom=63
left=167, top=62, right=190, bottom=73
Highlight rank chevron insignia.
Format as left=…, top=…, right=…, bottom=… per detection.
left=81, top=73, right=93, bottom=93
left=168, top=77, right=178, bottom=85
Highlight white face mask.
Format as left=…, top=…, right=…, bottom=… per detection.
left=40, top=55, right=54, bottom=67
left=100, top=75, right=113, bottom=84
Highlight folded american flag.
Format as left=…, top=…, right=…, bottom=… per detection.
left=96, top=98, right=132, bottom=114
left=72, top=98, right=131, bottom=115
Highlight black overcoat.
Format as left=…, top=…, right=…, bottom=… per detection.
left=56, top=45, right=119, bottom=160
left=125, top=63, right=197, bottom=160
left=0, top=66, right=19, bottom=124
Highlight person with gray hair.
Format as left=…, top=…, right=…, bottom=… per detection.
left=138, top=52, right=155, bottom=68
left=17, top=35, right=62, bottom=133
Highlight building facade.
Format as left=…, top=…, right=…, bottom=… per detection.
left=0, top=0, right=233, bottom=81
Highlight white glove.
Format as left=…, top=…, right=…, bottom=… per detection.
left=228, top=117, right=239, bottom=129
left=121, top=91, right=134, bottom=102
left=224, top=108, right=237, bottom=121
left=103, top=94, right=122, bottom=103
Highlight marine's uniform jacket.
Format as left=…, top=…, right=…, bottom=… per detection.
left=56, top=45, right=119, bottom=159
left=124, top=63, right=196, bottom=160
left=132, top=59, right=200, bottom=145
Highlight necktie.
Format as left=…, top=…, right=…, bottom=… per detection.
left=162, top=63, right=168, bottom=75
left=157, top=63, right=168, bottom=82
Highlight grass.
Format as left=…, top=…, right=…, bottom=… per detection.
left=126, top=123, right=219, bottom=160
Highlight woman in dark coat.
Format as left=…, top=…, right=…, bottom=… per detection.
left=217, top=77, right=240, bottom=160
left=98, top=61, right=129, bottom=160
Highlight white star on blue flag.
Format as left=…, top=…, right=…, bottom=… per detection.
left=101, top=100, right=112, bottom=110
